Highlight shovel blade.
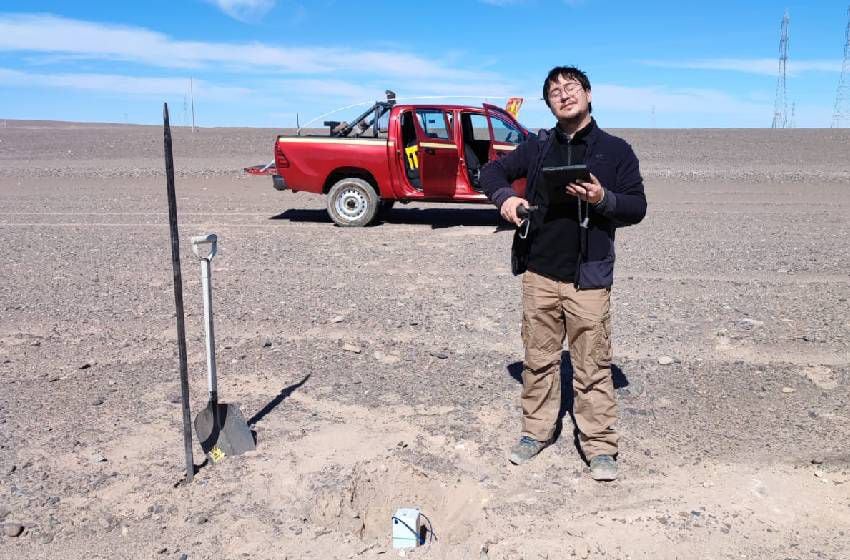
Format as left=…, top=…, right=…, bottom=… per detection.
left=193, top=403, right=256, bottom=462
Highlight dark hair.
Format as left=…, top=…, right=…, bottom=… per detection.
left=543, top=66, right=592, bottom=113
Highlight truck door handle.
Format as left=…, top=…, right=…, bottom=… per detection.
left=424, top=147, right=436, bottom=155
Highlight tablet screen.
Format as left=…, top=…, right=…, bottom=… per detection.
left=541, top=165, right=589, bottom=204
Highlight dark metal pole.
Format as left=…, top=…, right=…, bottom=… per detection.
left=163, top=102, right=195, bottom=483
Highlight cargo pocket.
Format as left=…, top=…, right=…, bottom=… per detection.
left=521, top=273, right=564, bottom=371
left=591, top=314, right=613, bottom=369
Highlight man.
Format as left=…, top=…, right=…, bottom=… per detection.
left=480, top=66, right=646, bottom=481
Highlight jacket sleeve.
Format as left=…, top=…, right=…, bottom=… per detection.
left=593, top=142, right=647, bottom=227
left=480, top=136, right=534, bottom=210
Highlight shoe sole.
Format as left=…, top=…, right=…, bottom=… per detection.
left=590, top=470, right=617, bottom=481
left=509, top=440, right=550, bottom=465
left=509, top=453, right=527, bottom=465
left=509, top=448, right=545, bottom=465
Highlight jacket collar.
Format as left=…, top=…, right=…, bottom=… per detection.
left=546, top=117, right=600, bottom=148
left=584, top=117, right=601, bottom=149
left=555, top=117, right=595, bottom=143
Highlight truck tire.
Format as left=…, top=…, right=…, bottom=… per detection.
left=326, top=178, right=380, bottom=227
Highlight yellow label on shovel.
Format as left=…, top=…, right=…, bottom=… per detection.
left=209, top=446, right=225, bottom=463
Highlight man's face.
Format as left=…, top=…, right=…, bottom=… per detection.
left=546, top=74, right=591, bottom=121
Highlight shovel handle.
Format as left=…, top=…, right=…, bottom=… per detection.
left=191, top=234, right=218, bottom=260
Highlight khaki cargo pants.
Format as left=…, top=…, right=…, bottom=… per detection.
left=520, top=270, right=618, bottom=459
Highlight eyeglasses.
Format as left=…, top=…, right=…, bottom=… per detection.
left=547, top=82, right=584, bottom=99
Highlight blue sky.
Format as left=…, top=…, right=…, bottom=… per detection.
left=1, top=0, right=848, bottom=128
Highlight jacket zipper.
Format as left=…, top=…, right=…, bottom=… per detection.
left=569, top=134, right=588, bottom=290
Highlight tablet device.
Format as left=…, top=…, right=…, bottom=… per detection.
left=541, top=164, right=590, bottom=204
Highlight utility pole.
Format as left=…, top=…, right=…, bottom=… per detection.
left=190, top=77, right=196, bottom=133
left=772, top=10, right=790, bottom=128
left=831, top=6, right=850, bottom=128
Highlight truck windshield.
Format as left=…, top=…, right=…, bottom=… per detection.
left=375, top=110, right=390, bottom=135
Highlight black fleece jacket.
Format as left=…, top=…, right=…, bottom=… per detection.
left=480, top=119, right=647, bottom=288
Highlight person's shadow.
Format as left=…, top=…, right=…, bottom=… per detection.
left=507, top=353, right=628, bottom=463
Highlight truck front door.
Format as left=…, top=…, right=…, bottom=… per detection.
left=485, top=106, right=528, bottom=197
left=485, top=108, right=525, bottom=161
left=412, top=109, right=458, bottom=198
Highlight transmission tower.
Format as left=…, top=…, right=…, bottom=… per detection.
left=831, top=6, right=850, bottom=128
left=772, top=10, right=790, bottom=128
left=189, top=77, right=196, bottom=132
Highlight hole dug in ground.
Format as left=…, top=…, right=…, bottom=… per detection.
left=308, top=456, right=486, bottom=548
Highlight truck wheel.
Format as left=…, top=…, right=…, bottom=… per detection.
left=327, top=178, right=380, bottom=227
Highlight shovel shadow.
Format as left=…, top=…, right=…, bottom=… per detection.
left=506, top=352, right=628, bottom=463
left=247, top=373, right=311, bottom=427
left=190, top=374, right=311, bottom=477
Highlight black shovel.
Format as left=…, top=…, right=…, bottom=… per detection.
left=191, top=234, right=255, bottom=462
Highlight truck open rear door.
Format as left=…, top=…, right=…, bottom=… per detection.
left=412, top=109, right=458, bottom=198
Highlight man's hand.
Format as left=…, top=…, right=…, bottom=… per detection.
left=567, top=173, right=605, bottom=204
left=500, top=196, right=529, bottom=226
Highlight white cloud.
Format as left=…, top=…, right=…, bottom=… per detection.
left=0, top=66, right=795, bottom=127
left=1, top=13, right=815, bottom=127
left=642, top=58, right=842, bottom=77
left=0, top=68, right=250, bottom=99
left=264, top=77, right=522, bottom=107
left=266, top=79, right=381, bottom=102
left=593, top=83, right=771, bottom=115
left=513, top=83, right=776, bottom=128
left=0, top=13, right=499, bottom=82
left=206, top=0, right=276, bottom=23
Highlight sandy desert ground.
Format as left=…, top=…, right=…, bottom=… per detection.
left=0, top=120, right=849, bottom=559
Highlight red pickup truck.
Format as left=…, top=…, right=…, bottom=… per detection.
left=270, top=95, right=528, bottom=226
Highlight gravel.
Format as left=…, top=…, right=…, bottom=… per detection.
left=0, top=121, right=847, bottom=560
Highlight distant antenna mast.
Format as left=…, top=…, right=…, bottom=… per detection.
left=650, top=105, right=656, bottom=128
left=831, top=5, right=850, bottom=128
left=772, top=10, right=790, bottom=128
left=789, top=101, right=796, bottom=128
left=190, top=77, right=196, bottom=132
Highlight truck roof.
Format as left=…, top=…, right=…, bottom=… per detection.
left=391, top=103, right=492, bottom=110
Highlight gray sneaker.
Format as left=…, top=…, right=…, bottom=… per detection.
left=589, top=455, right=618, bottom=481
left=509, top=436, right=549, bottom=465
